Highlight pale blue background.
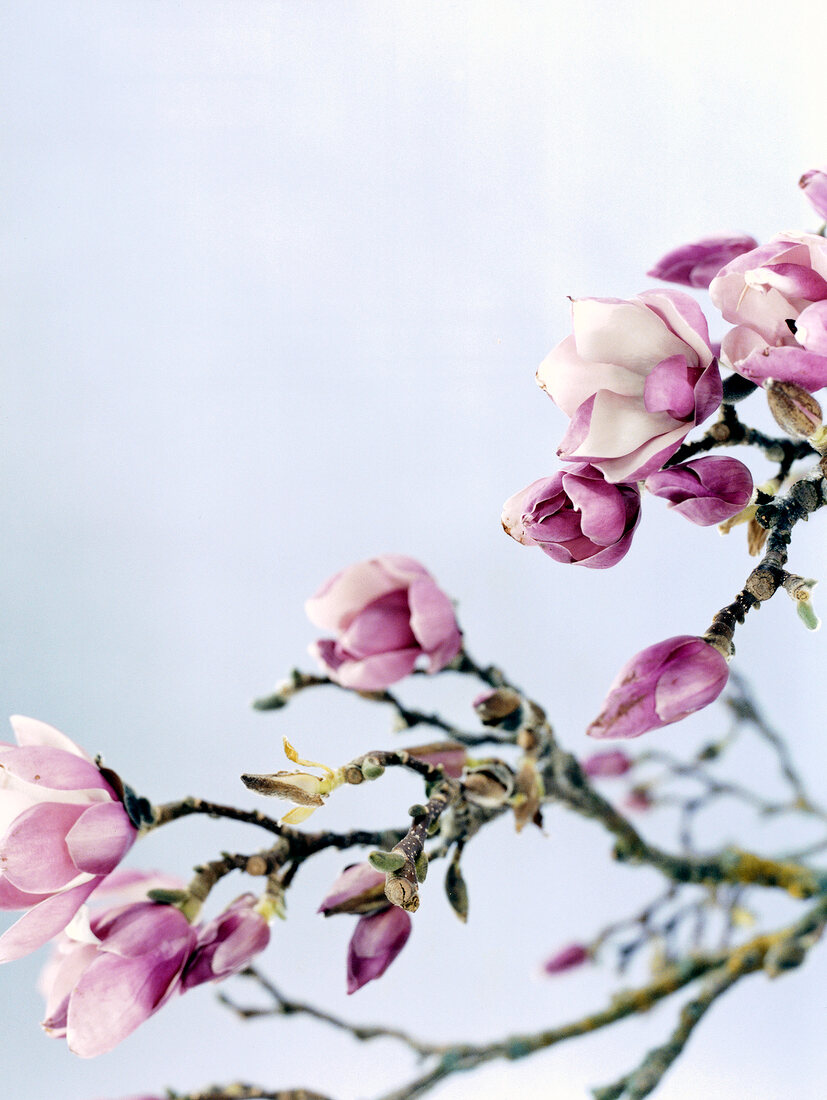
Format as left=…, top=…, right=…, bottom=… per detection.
left=2, top=3, right=827, bottom=1098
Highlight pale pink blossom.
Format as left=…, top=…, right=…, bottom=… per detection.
left=647, top=235, right=758, bottom=289
left=644, top=457, right=753, bottom=526
left=306, top=555, right=462, bottom=690
left=502, top=464, right=641, bottom=568
left=709, top=233, right=827, bottom=389
left=587, top=636, right=729, bottom=739
left=40, top=900, right=196, bottom=1057
left=537, top=291, right=721, bottom=482
left=0, top=716, right=137, bottom=963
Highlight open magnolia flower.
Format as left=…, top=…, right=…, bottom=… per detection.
left=306, top=554, right=462, bottom=690
left=241, top=738, right=344, bottom=824
left=537, top=290, right=722, bottom=482
left=0, top=716, right=137, bottom=963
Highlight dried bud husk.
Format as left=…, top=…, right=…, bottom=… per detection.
left=462, top=761, right=514, bottom=807
left=405, top=741, right=467, bottom=778
left=473, top=687, right=522, bottom=727
left=512, top=759, right=544, bottom=833
left=765, top=379, right=823, bottom=440
left=445, top=857, right=468, bottom=923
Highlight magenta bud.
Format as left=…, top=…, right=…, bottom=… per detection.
left=502, top=464, right=641, bottom=568
left=581, top=750, right=633, bottom=778
left=181, top=895, right=270, bottom=990
left=800, top=168, right=827, bottom=221
left=644, top=457, right=753, bottom=526
left=647, top=235, right=758, bottom=289
left=347, top=906, right=412, bottom=994
left=624, top=787, right=654, bottom=813
left=405, top=741, right=467, bottom=779
left=306, top=555, right=462, bottom=691
left=318, top=863, right=388, bottom=917
left=543, top=942, right=590, bottom=975
left=587, top=635, right=729, bottom=740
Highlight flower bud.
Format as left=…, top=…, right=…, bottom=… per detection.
left=181, top=895, right=270, bottom=990
left=587, top=635, right=729, bottom=739
left=543, top=942, right=590, bottom=975
left=347, top=906, right=412, bottom=994
left=645, top=457, right=753, bottom=526
left=581, top=750, right=633, bottom=778
left=765, top=379, right=823, bottom=440
left=318, top=863, right=388, bottom=917
left=647, top=234, right=758, bottom=289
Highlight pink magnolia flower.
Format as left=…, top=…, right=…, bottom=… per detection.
left=537, top=291, right=721, bottom=482
left=502, top=464, right=641, bottom=568
left=581, top=750, right=632, bottom=778
left=0, top=716, right=137, bottom=963
left=306, top=555, right=462, bottom=690
left=647, top=235, right=758, bottom=289
left=347, top=905, right=412, bottom=994
left=644, top=456, right=753, bottom=526
left=319, top=863, right=412, bottom=992
left=709, top=233, right=827, bottom=389
left=40, top=900, right=196, bottom=1057
left=800, top=168, right=827, bottom=221
left=543, top=942, right=590, bottom=975
left=587, top=636, right=729, bottom=740
left=181, top=894, right=270, bottom=990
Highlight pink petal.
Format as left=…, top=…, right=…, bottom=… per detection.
left=407, top=577, right=462, bottom=664
left=0, top=879, right=99, bottom=963
left=65, top=802, right=136, bottom=876
left=10, top=716, right=92, bottom=761
left=572, top=297, right=691, bottom=373
left=0, top=802, right=89, bottom=892
left=338, top=590, right=416, bottom=659
left=331, top=649, right=420, bottom=691
left=0, top=745, right=113, bottom=794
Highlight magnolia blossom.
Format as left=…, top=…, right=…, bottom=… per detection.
left=709, top=233, right=827, bottom=389
left=0, top=716, right=137, bottom=963
left=319, top=863, right=412, bottom=993
left=647, top=234, right=758, bottom=289
left=182, top=894, right=270, bottom=989
left=587, top=635, right=729, bottom=739
left=537, top=290, right=721, bottom=482
left=502, top=464, right=641, bottom=568
left=543, top=942, right=590, bottom=975
left=581, top=750, right=632, bottom=778
left=40, top=901, right=196, bottom=1057
left=800, top=167, right=827, bottom=221
left=644, top=456, right=753, bottom=526
left=347, top=906, right=412, bottom=995
left=306, top=554, right=462, bottom=691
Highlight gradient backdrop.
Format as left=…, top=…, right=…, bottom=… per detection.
left=2, top=4, right=827, bottom=1098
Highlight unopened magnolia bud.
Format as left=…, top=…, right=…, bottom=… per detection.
left=765, top=379, right=823, bottom=440
left=368, top=849, right=407, bottom=874
left=462, top=762, right=514, bottom=807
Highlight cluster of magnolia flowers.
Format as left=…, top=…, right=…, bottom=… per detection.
left=7, top=166, right=827, bottom=1074
left=500, top=163, right=827, bottom=738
